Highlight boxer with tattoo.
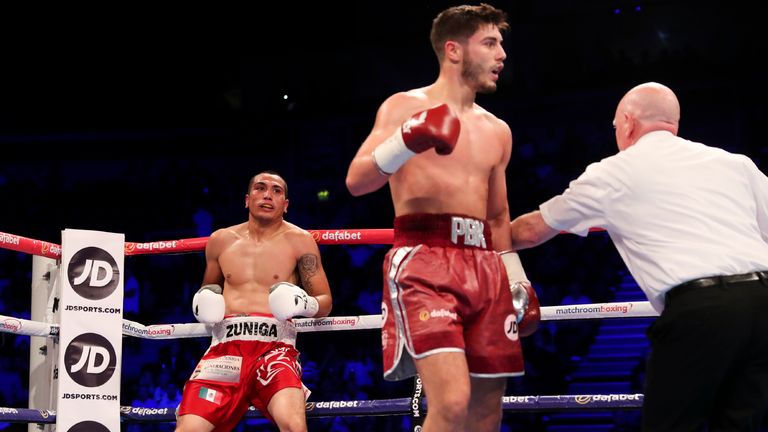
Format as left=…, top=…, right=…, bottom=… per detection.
left=177, top=171, right=332, bottom=432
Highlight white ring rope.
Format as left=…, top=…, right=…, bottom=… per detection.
left=1, top=301, right=658, bottom=339
left=1, top=229, right=652, bottom=425
left=0, top=314, right=58, bottom=337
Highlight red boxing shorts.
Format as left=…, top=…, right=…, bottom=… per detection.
left=177, top=314, right=307, bottom=430
left=382, top=213, right=524, bottom=381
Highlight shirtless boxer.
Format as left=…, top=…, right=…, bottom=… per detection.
left=176, top=171, right=332, bottom=432
left=345, top=4, right=539, bottom=432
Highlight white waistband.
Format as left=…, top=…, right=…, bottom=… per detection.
left=211, top=315, right=296, bottom=347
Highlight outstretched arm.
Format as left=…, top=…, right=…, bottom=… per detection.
left=509, top=210, right=559, bottom=250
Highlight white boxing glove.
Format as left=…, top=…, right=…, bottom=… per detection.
left=192, top=284, right=225, bottom=324
left=269, top=282, right=319, bottom=321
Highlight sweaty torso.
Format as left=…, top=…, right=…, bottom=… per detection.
left=215, top=222, right=302, bottom=315
left=389, top=93, right=506, bottom=219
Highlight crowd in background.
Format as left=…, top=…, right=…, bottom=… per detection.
left=0, top=14, right=762, bottom=427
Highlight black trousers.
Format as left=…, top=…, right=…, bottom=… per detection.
left=642, top=274, right=768, bottom=431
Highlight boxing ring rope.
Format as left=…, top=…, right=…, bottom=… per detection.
left=0, top=227, right=605, bottom=257
left=0, top=229, right=397, bottom=259
left=1, top=300, right=658, bottom=340
left=0, top=227, right=648, bottom=426
left=1, top=393, right=645, bottom=424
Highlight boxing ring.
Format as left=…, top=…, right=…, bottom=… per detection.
left=0, top=228, right=657, bottom=429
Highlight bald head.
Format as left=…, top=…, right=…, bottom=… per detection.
left=620, top=82, right=680, bottom=125
left=614, top=82, right=680, bottom=151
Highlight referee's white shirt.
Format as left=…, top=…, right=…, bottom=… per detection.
left=540, top=130, right=768, bottom=312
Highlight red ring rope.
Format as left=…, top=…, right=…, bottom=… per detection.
left=0, top=227, right=604, bottom=258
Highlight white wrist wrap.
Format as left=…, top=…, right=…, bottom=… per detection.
left=303, top=296, right=320, bottom=318
left=371, top=129, right=416, bottom=175
left=500, top=251, right=530, bottom=323
left=500, top=251, right=529, bottom=283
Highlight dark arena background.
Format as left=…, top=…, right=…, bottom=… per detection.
left=0, top=1, right=763, bottom=431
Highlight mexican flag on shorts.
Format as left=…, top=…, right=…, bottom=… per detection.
left=199, top=387, right=223, bottom=405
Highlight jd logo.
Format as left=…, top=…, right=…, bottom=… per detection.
left=68, top=421, right=109, bottom=432
left=65, top=333, right=116, bottom=387
left=504, top=314, right=519, bottom=342
left=67, top=247, right=119, bottom=300
left=71, top=346, right=110, bottom=374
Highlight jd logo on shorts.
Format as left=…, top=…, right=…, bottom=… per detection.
left=68, top=421, right=110, bottom=432
left=504, top=314, right=519, bottom=342
left=65, top=333, right=117, bottom=387
left=67, top=247, right=119, bottom=300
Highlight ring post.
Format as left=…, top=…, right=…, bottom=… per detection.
left=56, top=230, right=124, bottom=432
left=29, top=256, right=57, bottom=432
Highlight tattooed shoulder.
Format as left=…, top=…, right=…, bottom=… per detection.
left=298, top=254, right=318, bottom=293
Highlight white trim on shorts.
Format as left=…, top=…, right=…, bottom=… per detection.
left=385, top=245, right=425, bottom=379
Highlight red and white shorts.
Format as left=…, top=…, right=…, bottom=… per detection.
left=177, top=314, right=307, bottom=430
left=382, top=213, right=524, bottom=381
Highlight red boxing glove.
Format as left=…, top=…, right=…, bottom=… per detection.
left=511, top=281, right=541, bottom=337
left=401, top=103, right=460, bottom=155
left=372, top=104, right=460, bottom=175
